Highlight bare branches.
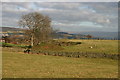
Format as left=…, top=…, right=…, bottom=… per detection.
left=18, top=12, right=53, bottom=46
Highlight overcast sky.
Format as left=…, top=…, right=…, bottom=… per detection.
left=2, top=2, right=118, bottom=32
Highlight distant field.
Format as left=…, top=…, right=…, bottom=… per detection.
left=56, top=39, right=118, bottom=54
left=2, top=47, right=118, bottom=78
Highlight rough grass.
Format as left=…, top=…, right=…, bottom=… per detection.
left=31, top=39, right=118, bottom=55
left=32, top=42, right=64, bottom=51
left=2, top=47, right=118, bottom=78
left=59, top=39, right=118, bottom=54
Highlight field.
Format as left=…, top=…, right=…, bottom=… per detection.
left=58, top=39, right=118, bottom=54
left=2, top=45, right=118, bottom=78
left=32, top=39, right=118, bottom=54
left=31, top=40, right=118, bottom=60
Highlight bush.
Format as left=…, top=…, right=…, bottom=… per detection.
left=32, top=42, right=64, bottom=52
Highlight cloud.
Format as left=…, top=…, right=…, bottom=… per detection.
left=2, top=2, right=118, bottom=32
left=35, top=2, right=118, bottom=27
left=2, top=0, right=119, bottom=2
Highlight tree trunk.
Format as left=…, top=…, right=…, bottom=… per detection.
left=31, top=35, right=34, bottom=46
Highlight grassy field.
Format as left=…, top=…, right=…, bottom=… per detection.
left=2, top=47, right=118, bottom=78
left=56, top=39, right=118, bottom=54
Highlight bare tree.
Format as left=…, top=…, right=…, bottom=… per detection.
left=18, top=12, right=52, bottom=46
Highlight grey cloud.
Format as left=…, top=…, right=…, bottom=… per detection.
left=82, top=2, right=118, bottom=15
left=2, top=2, right=118, bottom=32
left=2, top=0, right=119, bottom=2
left=35, top=2, right=82, bottom=10
left=52, top=24, right=114, bottom=32
left=40, top=7, right=117, bottom=28
left=2, top=17, right=18, bottom=27
left=2, top=2, right=33, bottom=12
left=35, top=2, right=118, bottom=27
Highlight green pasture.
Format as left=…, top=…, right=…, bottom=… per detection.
left=33, top=39, right=118, bottom=54
left=2, top=47, right=118, bottom=78
left=62, top=39, right=118, bottom=54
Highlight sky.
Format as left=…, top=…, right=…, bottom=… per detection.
left=1, top=1, right=118, bottom=32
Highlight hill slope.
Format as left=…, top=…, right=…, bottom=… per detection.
left=80, top=32, right=118, bottom=39
left=0, top=27, right=23, bottom=32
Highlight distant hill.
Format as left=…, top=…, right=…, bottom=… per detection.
left=79, top=32, right=118, bottom=39
left=56, top=32, right=86, bottom=39
left=56, top=31, right=118, bottom=39
left=0, top=27, right=23, bottom=32
left=0, top=27, right=118, bottom=39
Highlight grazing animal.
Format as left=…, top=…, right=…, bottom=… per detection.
left=89, top=46, right=93, bottom=48
left=24, top=49, right=31, bottom=54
